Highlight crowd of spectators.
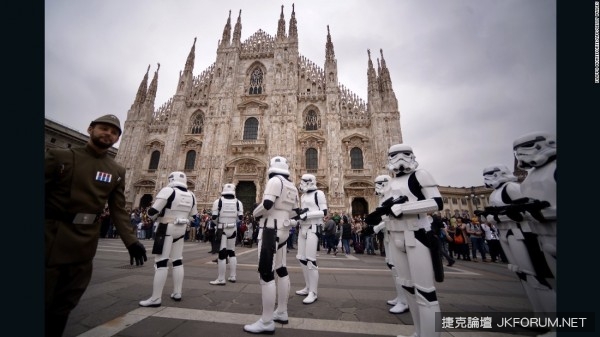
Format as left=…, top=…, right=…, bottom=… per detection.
left=99, top=207, right=506, bottom=263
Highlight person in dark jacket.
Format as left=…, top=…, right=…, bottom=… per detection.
left=340, top=217, right=353, bottom=255
left=45, top=114, right=147, bottom=337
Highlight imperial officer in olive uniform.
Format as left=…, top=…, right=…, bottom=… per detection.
left=45, top=114, right=147, bottom=337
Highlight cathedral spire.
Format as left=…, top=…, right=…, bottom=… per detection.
left=144, top=63, right=159, bottom=113
left=276, top=5, right=286, bottom=40
left=233, top=9, right=242, bottom=45
left=367, top=49, right=378, bottom=96
left=325, top=25, right=336, bottom=62
left=379, top=48, right=393, bottom=91
left=288, top=3, right=297, bottom=39
left=133, top=64, right=150, bottom=107
left=184, top=37, right=196, bottom=74
left=378, top=49, right=398, bottom=110
left=220, top=10, right=232, bottom=47
left=376, top=57, right=383, bottom=92
left=324, top=25, right=338, bottom=91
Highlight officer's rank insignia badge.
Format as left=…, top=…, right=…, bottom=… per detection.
left=96, top=171, right=113, bottom=183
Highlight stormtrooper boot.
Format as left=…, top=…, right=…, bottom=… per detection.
left=228, top=256, right=237, bottom=282
left=170, top=262, right=184, bottom=301
left=210, top=258, right=227, bottom=285
left=403, top=287, right=420, bottom=336
left=295, top=262, right=309, bottom=296
left=272, top=310, right=288, bottom=325
left=140, top=266, right=168, bottom=307
left=414, top=288, right=441, bottom=337
left=303, top=261, right=318, bottom=304
left=244, top=280, right=276, bottom=334
left=243, top=319, right=275, bottom=335
left=389, top=268, right=409, bottom=314
left=273, top=275, right=290, bottom=324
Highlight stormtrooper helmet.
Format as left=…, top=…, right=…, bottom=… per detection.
left=299, top=174, right=317, bottom=192
left=221, top=183, right=236, bottom=196
left=513, top=132, right=556, bottom=169
left=168, top=171, right=187, bottom=188
left=374, top=175, right=391, bottom=196
left=267, top=156, right=290, bottom=176
left=482, top=164, right=518, bottom=189
left=387, top=144, right=418, bottom=174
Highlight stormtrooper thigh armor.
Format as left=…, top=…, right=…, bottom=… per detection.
left=384, top=228, right=408, bottom=313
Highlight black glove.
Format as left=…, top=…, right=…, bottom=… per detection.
left=127, top=241, right=148, bottom=266
left=504, top=205, right=524, bottom=222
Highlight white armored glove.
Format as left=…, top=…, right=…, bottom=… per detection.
left=391, top=204, right=403, bottom=217
left=373, top=222, right=386, bottom=234
left=485, top=214, right=498, bottom=226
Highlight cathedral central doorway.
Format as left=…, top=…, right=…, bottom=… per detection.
left=139, top=194, right=153, bottom=209
left=236, top=181, right=256, bottom=215
left=351, top=197, right=368, bottom=218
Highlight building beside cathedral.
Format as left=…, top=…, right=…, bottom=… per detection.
left=114, top=5, right=492, bottom=217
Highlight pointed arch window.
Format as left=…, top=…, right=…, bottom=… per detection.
left=350, top=147, right=364, bottom=169
left=148, top=150, right=161, bottom=170
left=190, top=112, right=204, bottom=134
left=248, top=68, right=263, bottom=94
left=305, top=109, right=320, bottom=130
left=243, top=117, right=259, bottom=140
left=184, top=150, right=196, bottom=170
left=306, top=148, right=318, bottom=172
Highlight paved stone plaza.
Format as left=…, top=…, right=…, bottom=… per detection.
left=64, top=238, right=540, bottom=337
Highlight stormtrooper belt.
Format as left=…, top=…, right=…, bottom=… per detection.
left=386, top=221, right=420, bottom=232
left=157, top=217, right=176, bottom=224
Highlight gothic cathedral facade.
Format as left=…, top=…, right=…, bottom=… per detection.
left=116, top=5, right=403, bottom=215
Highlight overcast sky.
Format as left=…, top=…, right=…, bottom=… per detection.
left=45, top=0, right=556, bottom=188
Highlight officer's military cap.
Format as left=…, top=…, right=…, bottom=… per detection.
left=90, top=114, right=122, bottom=135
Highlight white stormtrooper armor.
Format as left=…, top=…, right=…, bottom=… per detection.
left=245, top=156, right=300, bottom=334
left=483, top=164, right=555, bottom=318
left=513, top=131, right=557, bottom=313
left=513, top=132, right=557, bottom=245
left=384, top=144, right=443, bottom=337
left=139, top=171, right=198, bottom=307
left=295, top=173, right=327, bottom=305
left=373, top=174, right=409, bottom=314
left=209, top=183, right=243, bottom=286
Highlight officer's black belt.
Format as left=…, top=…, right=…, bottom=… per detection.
left=45, top=210, right=99, bottom=224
